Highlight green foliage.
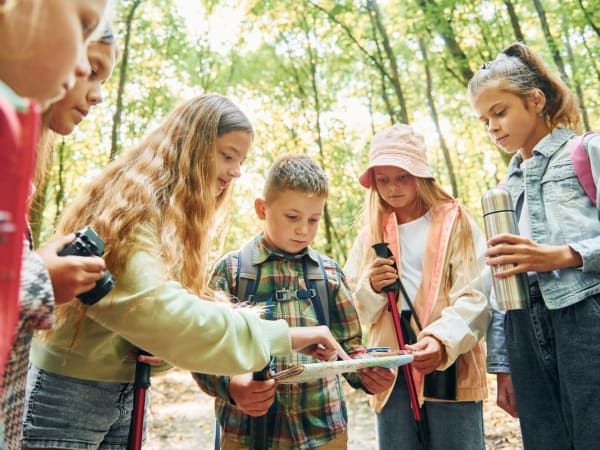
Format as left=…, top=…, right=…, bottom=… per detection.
left=38, top=0, right=600, bottom=263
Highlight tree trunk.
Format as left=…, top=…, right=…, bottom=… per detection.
left=418, top=37, right=458, bottom=197
left=532, top=0, right=569, bottom=84
left=110, top=0, right=142, bottom=161
left=563, top=22, right=590, bottom=130
left=418, top=0, right=474, bottom=86
left=577, top=0, right=600, bottom=39
left=503, top=0, right=526, bottom=42
left=53, top=140, right=66, bottom=227
left=301, top=13, right=335, bottom=256
left=367, top=0, right=408, bottom=123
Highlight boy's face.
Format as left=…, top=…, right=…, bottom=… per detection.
left=48, top=42, right=117, bottom=135
left=255, top=189, right=325, bottom=254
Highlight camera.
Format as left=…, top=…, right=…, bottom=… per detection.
left=58, top=226, right=115, bottom=305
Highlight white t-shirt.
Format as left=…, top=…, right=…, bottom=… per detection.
left=398, top=210, right=432, bottom=311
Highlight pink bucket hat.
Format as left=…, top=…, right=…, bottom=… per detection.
left=359, top=123, right=433, bottom=188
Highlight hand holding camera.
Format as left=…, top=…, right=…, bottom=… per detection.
left=53, top=226, right=115, bottom=305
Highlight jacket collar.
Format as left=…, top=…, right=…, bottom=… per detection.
left=506, top=127, right=576, bottom=179
left=252, top=233, right=319, bottom=266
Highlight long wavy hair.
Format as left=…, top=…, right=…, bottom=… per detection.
left=52, top=94, right=253, bottom=326
left=357, top=176, right=477, bottom=279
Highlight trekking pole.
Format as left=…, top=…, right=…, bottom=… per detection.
left=372, top=243, right=430, bottom=450
left=127, top=349, right=152, bottom=450
left=249, top=361, right=271, bottom=450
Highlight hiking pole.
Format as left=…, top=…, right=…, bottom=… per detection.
left=249, top=361, right=271, bottom=450
left=127, top=349, right=152, bottom=450
left=372, top=243, right=430, bottom=450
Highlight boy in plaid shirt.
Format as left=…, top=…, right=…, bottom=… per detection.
left=194, top=154, right=394, bottom=449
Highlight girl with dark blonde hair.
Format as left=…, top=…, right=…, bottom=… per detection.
left=21, top=94, right=346, bottom=450
left=469, top=41, right=600, bottom=449
left=344, top=123, right=490, bottom=450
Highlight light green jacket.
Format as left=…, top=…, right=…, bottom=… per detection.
left=30, top=224, right=291, bottom=382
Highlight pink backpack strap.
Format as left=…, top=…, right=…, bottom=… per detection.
left=571, top=131, right=596, bottom=207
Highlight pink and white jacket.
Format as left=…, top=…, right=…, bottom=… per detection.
left=344, top=201, right=491, bottom=412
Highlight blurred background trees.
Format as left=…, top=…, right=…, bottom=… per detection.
left=34, top=0, right=600, bottom=264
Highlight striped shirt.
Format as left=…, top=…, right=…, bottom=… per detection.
left=194, top=234, right=364, bottom=449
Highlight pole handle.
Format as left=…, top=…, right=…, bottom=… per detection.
left=371, top=242, right=398, bottom=293
left=249, top=361, right=271, bottom=450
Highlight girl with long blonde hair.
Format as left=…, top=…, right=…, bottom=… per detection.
left=22, top=93, right=346, bottom=450
left=344, top=123, right=490, bottom=450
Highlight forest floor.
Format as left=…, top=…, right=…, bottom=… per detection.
left=144, top=369, right=523, bottom=449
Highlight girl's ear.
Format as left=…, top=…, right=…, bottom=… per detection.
left=529, top=88, right=546, bottom=114
left=255, top=198, right=266, bottom=220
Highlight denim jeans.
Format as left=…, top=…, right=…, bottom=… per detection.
left=21, top=365, right=148, bottom=450
left=506, top=283, right=600, bottom=450
left=376, top=373, right=484, bottom=450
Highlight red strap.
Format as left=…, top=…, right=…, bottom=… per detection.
left=571, top=132, right=596, bottom=207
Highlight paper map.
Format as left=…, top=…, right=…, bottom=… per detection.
left=274, top=354, right=413, bottom=384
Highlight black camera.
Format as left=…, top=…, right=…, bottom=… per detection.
left=58, top=226, right=115, bottom=305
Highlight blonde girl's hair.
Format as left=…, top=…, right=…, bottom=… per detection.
left=357, top=177, right=477, bottom=279
left=467, top=42, right=582, bottom=133
left=52, top=93, right=253, bottom=327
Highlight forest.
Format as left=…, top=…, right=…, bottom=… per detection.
left=32, top=0, right=600, bottom=264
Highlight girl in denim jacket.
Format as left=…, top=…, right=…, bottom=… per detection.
left=469, top=41, right=600, bottom=450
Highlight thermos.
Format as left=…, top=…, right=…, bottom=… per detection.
left=481, top=188, right=530, bottom=310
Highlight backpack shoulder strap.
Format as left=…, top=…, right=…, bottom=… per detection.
left=571, top=131, right=597, bottom=207
left=302, top=253, right=331, bottom=326
left=235, top=240, right=260, bottom=303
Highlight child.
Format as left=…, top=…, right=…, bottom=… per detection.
left=468, top=41, right=600, bottom=449
left=0, top=1, right=108, bottom=447
left=0, top=23, right=119, bottom=450
left=0, top=0, right=108, bottom=111
left=194, top=154, right=394, bottom=449
left=20, top=96, right=348, bottom=450
left=344, top=123, right=490, bottom=450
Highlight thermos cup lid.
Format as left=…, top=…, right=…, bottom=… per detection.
left=481, top=188, right=514, bottom=215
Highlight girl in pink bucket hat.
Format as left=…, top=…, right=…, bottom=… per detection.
left=345, top=123, right=491, bottom=450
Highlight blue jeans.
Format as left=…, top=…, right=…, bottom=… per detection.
left=376, top=373, right=484, bottom=450
left=21, top=365, right=148, bottom=450
left=506, top=283, right=600, bottom=450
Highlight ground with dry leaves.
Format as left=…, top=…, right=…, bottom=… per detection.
left=145, top=370, right=522, bottom=449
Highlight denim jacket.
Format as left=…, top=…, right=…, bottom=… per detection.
left=487, top=128, right=600, bottom=372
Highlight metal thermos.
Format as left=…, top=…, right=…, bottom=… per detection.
left=481, top=189, right=530, bottom=310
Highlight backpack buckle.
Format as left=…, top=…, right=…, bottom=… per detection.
left=275, top=290, right=294, bottom=301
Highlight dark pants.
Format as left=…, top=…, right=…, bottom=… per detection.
left=506, top=283, right=600, bottom=450
left=376, top=373, right=484, bottom=450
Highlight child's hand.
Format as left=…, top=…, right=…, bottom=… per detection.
left=357, top=366, right=395, bottom=394
left=486, top=233, right=583, bottom=275
left=496, top=372, right=518, bottom=418
left=404, top=335, right=446, bottom=375
left=127, top=351, right=164, bottom=366
left=36, top=234, right=106, bottom=304
left=369, top=257, right=397, bottom=293
left=290, top=325, right=350, bottom=361
left=228, top=373, right=277, bottom=416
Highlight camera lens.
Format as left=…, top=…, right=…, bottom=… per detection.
left=78, top=270, right=115, bottom=305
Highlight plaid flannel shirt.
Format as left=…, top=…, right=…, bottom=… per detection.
left=194, top=234, right=364, bottom=449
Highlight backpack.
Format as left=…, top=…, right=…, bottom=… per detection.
left=570, top=132, right=596, bottom=207
left=235, top=239, right=331, bottom=326
left=499, top=132, right=597, bottom=207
